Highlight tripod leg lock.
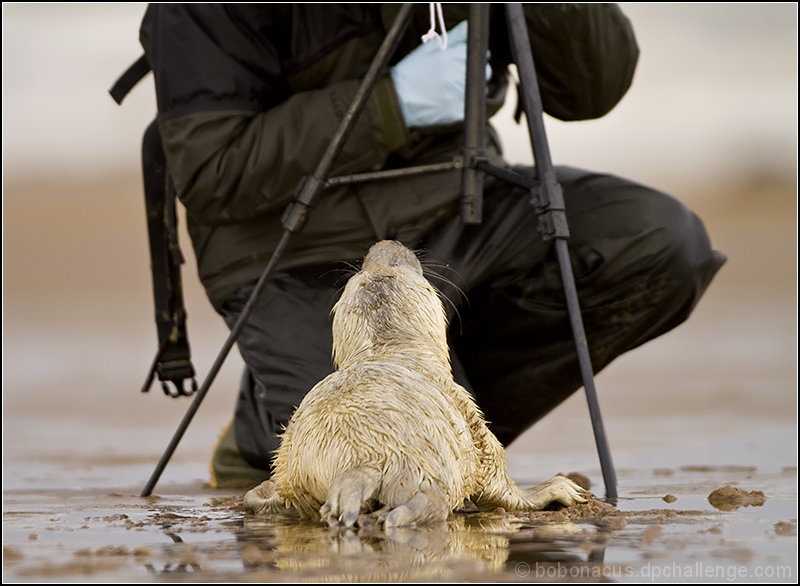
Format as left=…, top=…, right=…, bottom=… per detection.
left=530, top=181, right=570, bottom=241
left=281, top=200, right=310, bottom=235
left=536, top=207, right=571, bottom=241
left=282, top=175, right=326, bottom=234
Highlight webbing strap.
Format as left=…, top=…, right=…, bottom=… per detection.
left=109, top=54, right=151, bottom=105
left=140, top=120, right=197, bottom=397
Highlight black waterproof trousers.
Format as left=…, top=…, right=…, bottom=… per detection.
left=221, top=166, right=726, bottom=471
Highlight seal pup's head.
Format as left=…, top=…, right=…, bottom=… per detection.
left=331, top=240, right=450, bottom=371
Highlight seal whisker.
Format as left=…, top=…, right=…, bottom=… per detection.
left=411, top=248, right=468, bottom=305
left=319, top=263, right=361, bottom=309
left=422, top=272, right=465, bottom=333
left=320, top=262, right=360, bottom=282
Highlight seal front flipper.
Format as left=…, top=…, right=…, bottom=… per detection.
left=243, top=479, right=292, bottom=515
left=520, top=475, right=592, bottom=509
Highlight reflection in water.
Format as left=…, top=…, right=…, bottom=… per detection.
left=144, top=561, right=203, bottom=577
left=143, top=530, right=203, bottom=577
left=124, top=496, right=624, bottom=581
left=236, top=511, right=610, bottom=581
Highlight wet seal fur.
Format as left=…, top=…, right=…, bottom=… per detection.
left=244, top=240, right=590, bottom=527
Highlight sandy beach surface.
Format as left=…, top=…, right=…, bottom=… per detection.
left=2, top=169, right=796, bottom=582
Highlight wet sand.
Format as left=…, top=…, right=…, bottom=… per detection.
left=2, top=171, right=797, bottom=582
left=2, top=467, right=796, bottom=583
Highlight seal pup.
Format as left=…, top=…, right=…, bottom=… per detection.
left=244, top=240, right=589, bottom=527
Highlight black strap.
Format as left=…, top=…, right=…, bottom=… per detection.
left=140, top=120, right=197, bottom=397
left=109, top=54, right=151, bottom=105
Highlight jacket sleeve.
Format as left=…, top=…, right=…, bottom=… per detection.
left=513, top=3, right=639, bottom=121
left=156, top=78, right=405, bottom=226
left=140, top=4, right=408, bottom=226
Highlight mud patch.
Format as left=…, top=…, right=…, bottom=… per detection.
left=774, top=520, right=797, bottom=537
left=640, top=524, right=662, bottom=544
left=524, top=496, right=622, bottom=525
left=707, top=485, right=767, bottom=511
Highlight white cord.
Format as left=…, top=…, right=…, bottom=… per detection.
left=420, top=3, right=448, bottom=50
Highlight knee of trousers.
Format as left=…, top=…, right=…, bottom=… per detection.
left=563, top=174, right=725, bottom=297
left=582, top=184, right=726, bottom=338
left=632, top=189, right=724, bottom=305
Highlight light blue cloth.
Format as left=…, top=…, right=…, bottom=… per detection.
left=390, top=20, right=491, bottom=128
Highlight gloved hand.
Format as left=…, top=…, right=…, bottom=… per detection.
left=390, top=20, right=491, bottom=128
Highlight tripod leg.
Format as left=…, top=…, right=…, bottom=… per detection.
left=504, top=3, right=618, bottom=498
left=461, top=4, right=490, bottom=224
left=554, top=239, right=619, bottom=499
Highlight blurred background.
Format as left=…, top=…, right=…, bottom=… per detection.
left=2, top=3, right=797, bottom=491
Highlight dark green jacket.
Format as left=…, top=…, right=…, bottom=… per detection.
left=139, top=4, right=638, bottom=310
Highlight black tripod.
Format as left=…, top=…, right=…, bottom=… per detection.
left=139, top=3, right=618, bottom=499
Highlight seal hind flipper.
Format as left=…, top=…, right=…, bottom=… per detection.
left=383, top=488, right=449, bottom=527
left=320, top=466, right=382, bottom=527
